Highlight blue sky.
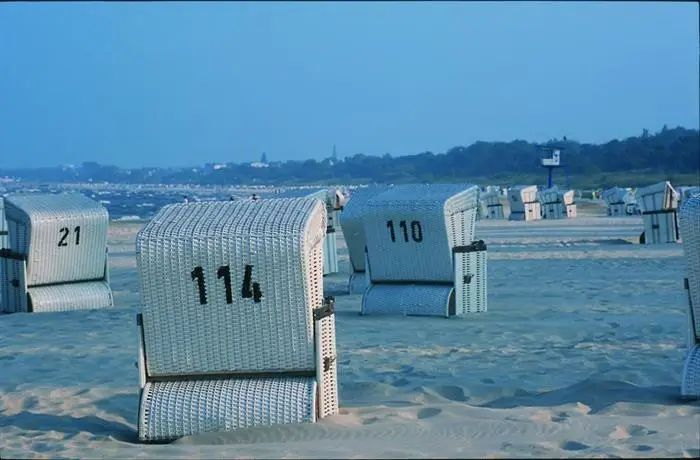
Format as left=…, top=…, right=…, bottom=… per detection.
left=0, top=1, right=698, bottom=169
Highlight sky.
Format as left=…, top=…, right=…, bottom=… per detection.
left=0, top=2, right=698, bottom=169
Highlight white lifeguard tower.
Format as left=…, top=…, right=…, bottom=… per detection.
left=679, top=192, right=700, bottom=399
left=273, top=187, right=345, bottom=275
left=508, top=185, right=541, bottom=221
left=538, top=187, right=576, bottom=219
left=0, top=193, right=113, bottom=313
left=360, top=184, right=487, bottom=317
left=338, top=186, right=388, bottom=294
left=479, top=190, right=505, bottom=219
left=636, top=181, right=680, bottom=244
left=134, top=198, right=339, bottom=441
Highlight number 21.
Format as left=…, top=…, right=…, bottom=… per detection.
left=58, top=226, right=81, bottom=247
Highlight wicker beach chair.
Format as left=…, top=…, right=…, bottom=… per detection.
left=339, top=186, right=389, bottom=295
left=360, top=184, right=487, bottom=317
left=508, top=185, right=541, bottom=221
left=636, top=181, right=679, bottom=244
left=0, top=193, right=113, bottom=313
left=679, top=193, right=700, bottom=399
left=480, top=190, right=505, bottom=220
left=273, top=188, right=344, bottom=275
left=134, top=198, right=339, bottom=441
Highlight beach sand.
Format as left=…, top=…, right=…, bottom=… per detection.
left=1, top=201, right=698, bottom=459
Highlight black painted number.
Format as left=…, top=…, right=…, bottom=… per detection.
left=386, top=220, right=423, bottom=243
left=191, top=264, right=263, bottom=306
left=58, top=226, right=81, bottom=247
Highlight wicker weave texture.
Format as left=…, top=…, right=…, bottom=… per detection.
left=454, top=248, right=488, bottom=314
left=3, top=193, right=109, bottom=286
left=139, top=377, right=317, bottom=441
left=642, top=212, right=678, bottom=244
left=323, top=231, right=338, bottom=274
left=507, top=185, right=538, bottom=214
left=0, top=259, right=22, bottom=313
left=348, top=271, right=369, bottom=295
left=340, top=187, right=387, bottom=273
left=363, top=184, right=479, bottom=283
left=485, top=204, right=505, bottom=220
left=0, top=197, right=8, bottom=250
left=636, top=181, right=677, bottom=212
left=28, top=280, right=113, bottom=313
left=680, top=195, right=700, bottom=338
left=509, top=202, right=542, bottom=221
left=602, top=187, right=629, bottom=205
left=136, top=198, right=326, bottom=376
left=361, top=284, right=454, bottom=317
left=681, top=344, right=700, bottom=399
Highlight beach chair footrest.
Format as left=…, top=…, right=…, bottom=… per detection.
left=138, top=376, right=317, bottom=442
left=27, top=280, right=113, bottom=313
left=361, top=283, right=454, bottom=317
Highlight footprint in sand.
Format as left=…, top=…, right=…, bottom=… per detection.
left=559, top=440, right=590, bottom=451
left=610, top=424, right=658, bottom=439
left=435, top=385, right=468, bottom=402
left=630, top=444, right=654, bottom=452
left=417, top=407, right=442, bottom=419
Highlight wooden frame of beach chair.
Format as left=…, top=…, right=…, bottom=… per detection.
left=0, top=193, right=113, bottom=313
left=636, top=181, right=679, bottom=244
left=508, top=185, right=541, bottom=221
left=273, top=188, right=343, bottom=276
left=679, top=192, right=700, bottom=399
left=134, top=198, right=339, bottom=442
left=360, top=184, right=487, bottom=317
left=339, top=186, right=389, bottom=294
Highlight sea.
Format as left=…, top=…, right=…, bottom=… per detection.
left=0, top=182, right=288, bottom=221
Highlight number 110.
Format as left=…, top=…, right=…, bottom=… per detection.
left=386, top=220, right=423, bottom=243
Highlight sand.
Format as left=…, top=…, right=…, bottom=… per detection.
left=1, top=202, right=699, bottom=459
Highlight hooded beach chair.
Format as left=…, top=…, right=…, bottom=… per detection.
left=135, top=198, right=339, bottom=441
left=0, top=193, right=113, bottom=313
left=360, top=184, right=487, bottom=317
left=679, top=192, right=700, bottom=399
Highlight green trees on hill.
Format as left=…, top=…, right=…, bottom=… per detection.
left=1, top=126, right=698, bottom=188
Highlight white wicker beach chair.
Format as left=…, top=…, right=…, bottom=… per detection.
left=135, top=198, right=339, bottom=442
left=602, top=187, right=633, bottom=216
left=679, top=193, right=700, bottom=399
left=339, top=186, right=389, bottom=294
left=538, top=188, right=576, bottom=220
left=636, top=181, right=679, bottom=244
left=0, top=193, right=113, bottom=313
left=360, top=184, right=487, bottom=317
left=508, top=185, right=541, bottom=221
left=480, top=190, right=505, bottom=220
left=273, top=188, right=343, bottom=275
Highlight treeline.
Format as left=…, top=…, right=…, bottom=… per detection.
left=1, top=125, right=698, bottom=189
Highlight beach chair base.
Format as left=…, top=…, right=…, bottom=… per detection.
left=348, top=271, right=368, bottom=295
left=138, top=377, right=318, bottom=442
left=681, top=344, right=700, bottom=400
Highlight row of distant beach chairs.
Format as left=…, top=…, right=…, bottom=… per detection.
left=0, top=184, right=698, bottom=443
